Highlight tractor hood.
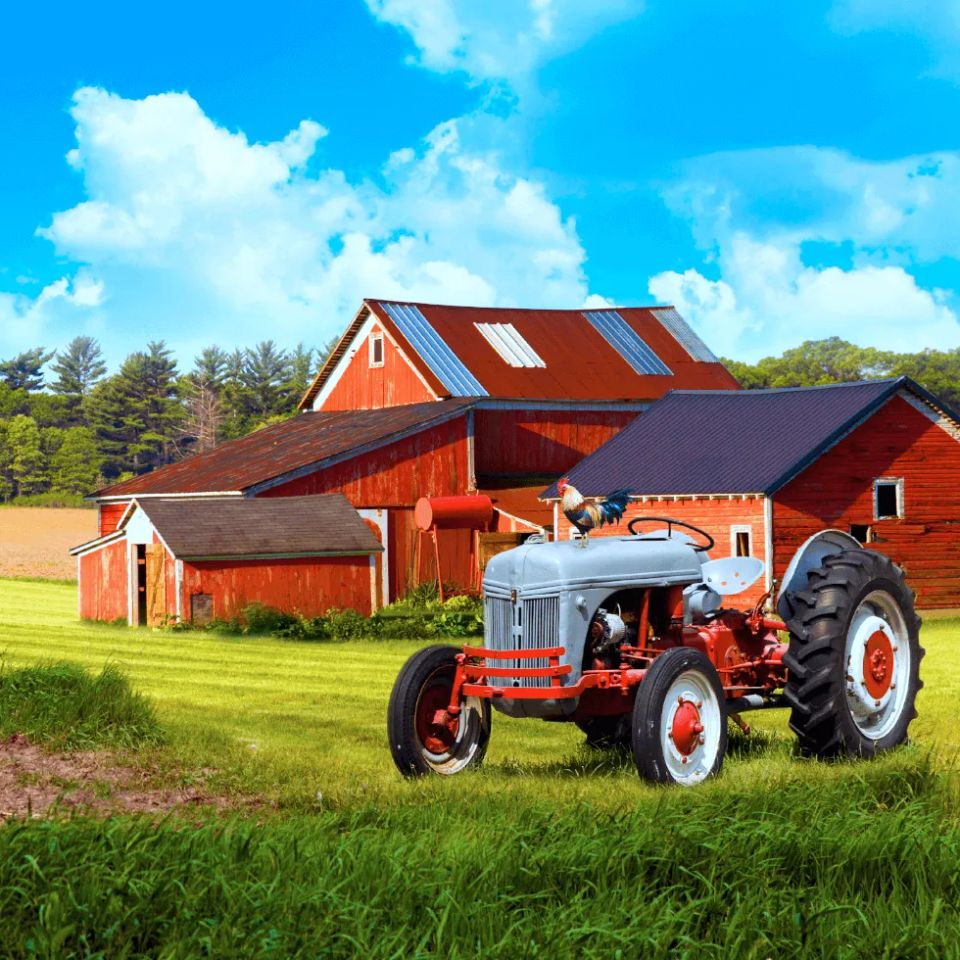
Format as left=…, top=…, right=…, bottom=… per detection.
left=483, top=536, right=704, bottom=598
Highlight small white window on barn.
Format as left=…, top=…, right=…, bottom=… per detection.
left=874, top=478, right=904, bottom=520
left=730, top=524, right=752, bottom=558
left=474, top=323, right=546, bottom=368
left=369, top=331, right=384, bottom=368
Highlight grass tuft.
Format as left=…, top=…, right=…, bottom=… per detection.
left=0, top=662, right=163, bottom=749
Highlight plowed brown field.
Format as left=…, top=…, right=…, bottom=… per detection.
left=0, top=507, right=97, bottom=580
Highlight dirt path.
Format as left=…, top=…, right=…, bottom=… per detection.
left=0, top=734, right=240, bottom=819
left=0, top=507, right=97, bottom=580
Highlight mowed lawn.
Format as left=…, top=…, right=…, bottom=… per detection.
left=2, top=576, right=960, bottom=810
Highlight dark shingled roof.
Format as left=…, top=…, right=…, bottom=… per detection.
left=542, top=377, right=960, bottom=499
left=93, top=399, right=475, bottom=499
left=135, top=494, right=382, bottom=559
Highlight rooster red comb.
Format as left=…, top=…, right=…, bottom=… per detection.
left=557, top=476, right=569, bottom=492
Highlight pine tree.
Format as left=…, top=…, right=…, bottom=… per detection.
left=85, top=342, right=181, bottom=478
left=50, top=336, right=107, bottom=398
left=7, top=414, right=45, bottom=496
left=241, top=341, right=290, bottom=422
left=0, top=347, right=53, bottom=392
left=285, top=343, right=314, bottom=409
left=49, top=426, right=101, bottom=494
left=193, top=346, right=229, bottom=389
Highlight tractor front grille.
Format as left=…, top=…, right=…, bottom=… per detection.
left=483, top=594, right=560, bottom=689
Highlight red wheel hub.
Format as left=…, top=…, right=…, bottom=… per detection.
left=416, top=682, right=459, bottom=755
left=863, top=629, right=895, bottom=699
left=671, top=700, right=704, bottom=756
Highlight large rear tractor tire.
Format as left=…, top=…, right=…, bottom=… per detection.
left=387, top=645, right=491, bottom=777
left=782, top=548, right=923, bottom=759
left=631, top=647, right=726, bottom=786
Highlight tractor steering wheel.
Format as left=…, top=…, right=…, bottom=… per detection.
left=627, top=516, right=715, bottom=552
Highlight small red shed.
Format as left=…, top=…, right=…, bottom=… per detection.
left=71, top=494, right=383, bottom=625
left=545, top=377, right=960, bottom=610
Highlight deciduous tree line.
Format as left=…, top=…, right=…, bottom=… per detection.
left=0, top=336, right=336, bottom=501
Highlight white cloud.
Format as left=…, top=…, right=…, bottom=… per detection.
left=3, top=86, right=591, bottom=362
left=364, top=0, right=642, bottom=85
left=649, top=146, right=960, bottom=360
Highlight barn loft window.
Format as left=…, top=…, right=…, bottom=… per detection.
left=369, top=331, right=384, bottom=368
left=731, top=524, right=752, bottom=557
left=474, top=323, right=546, bottom=368
left=850, top=524, right=874, bottom=544
left=874, top=478, right=904, bottom=520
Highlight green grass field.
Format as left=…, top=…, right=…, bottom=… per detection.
left=2, top=577, right=960, bottom=957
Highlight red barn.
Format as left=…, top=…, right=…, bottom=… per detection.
left=80, top=300, right=737, bottom=619
left=545, top=377, right=960, bottom=610
left=71, top=495, right=382, bottom=625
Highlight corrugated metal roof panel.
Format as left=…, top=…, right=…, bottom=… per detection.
left=543, top=379, right=911, bottom=498
left=94, top=399, right=475, bottom=498
left=652, top=307, right=719, bottom=363
left=138, top=494, right=382, bottom=558
left=583, top=310, right=672, bottom=376
left=379, top=301, right=487, bottom=396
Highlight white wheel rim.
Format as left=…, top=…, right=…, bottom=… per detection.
left=660, top=669, right=722, bottom=785
left=844, top=590, right=911, bottom=740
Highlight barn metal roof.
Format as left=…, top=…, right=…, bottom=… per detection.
left=541, top=377, right=960, bottom=499
left=299, top=300, right=739, bottom=409
left=93, top=399, right=475, bottom=499
left=138, top=494, right=382, bottom=559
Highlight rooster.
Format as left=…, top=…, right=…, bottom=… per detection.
left=558, top=477, right=632, bottom=545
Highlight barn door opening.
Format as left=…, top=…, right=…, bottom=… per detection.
left=136, top=544, right=147, bottom=625
left=144, top=543, right=167, bottom=626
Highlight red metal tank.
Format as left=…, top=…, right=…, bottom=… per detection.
left=415, top=495, right=494, bottom=531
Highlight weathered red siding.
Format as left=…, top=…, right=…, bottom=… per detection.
left=556, top=497, right=769, bottom=606
left=319, top=323, right=435, bottom=411
left=262, top=418, right=473, bottom=596
left=79, top=540, right=128, bottom=621
left=774, top=394, right=960, bottom=609
left=263, top=416, right=469, bottom=505
left=474, top=409, right=638, bottom=477
left=98, top=503, right=128, bottom=536
left=181, top=556, right=374, bottom=619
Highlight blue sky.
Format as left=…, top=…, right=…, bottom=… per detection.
left=4, top=0, right=960, bottom=366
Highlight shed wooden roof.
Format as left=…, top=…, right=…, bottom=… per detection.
left=93, top=399, right=474, bottom=499
left=138, top=494, right=382, bottom=559
left=300, top=300, right=739, bottom=409
left=541, top=377, right=960, bottom=499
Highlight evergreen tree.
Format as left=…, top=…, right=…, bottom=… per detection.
left=241, top=341, right=290, bottom=422
left=7, top=414, right=45, bottom=496
left=85, top=342, right=181, bottom=478
left=285, top=343, right=314, bottom=408
left=0, top=347, right=53, bottom=392
left=0, top=421, right=12, bottom=501
left=50, top=336, right=107, bottom=398
left=193, top=346, right=229, bottom=389
left=49, top=426, right=101, bottom=494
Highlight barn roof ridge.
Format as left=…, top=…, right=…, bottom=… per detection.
left=299, top=298, right=739, bottom=410
left=541, top=376, right=960, bottom=501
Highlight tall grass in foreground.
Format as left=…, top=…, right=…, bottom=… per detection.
left=0, top=662, right=163, bottom=749
left=1, top=758, right=957, bottom=959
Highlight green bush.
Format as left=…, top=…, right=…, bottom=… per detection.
left=0, top=662, right=163, bottom=749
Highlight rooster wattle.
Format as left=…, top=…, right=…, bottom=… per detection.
left=558, top=477, right=632, bottom=545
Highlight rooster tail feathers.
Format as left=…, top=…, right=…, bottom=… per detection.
left=599, top=489, right=632, bottom=524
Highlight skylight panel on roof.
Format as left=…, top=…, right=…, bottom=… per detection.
left=379, top=302, right=488, bottom=397
left=474, top=322, right=546, bottom=368
left=652, top=307, right=718, bottom=363
left=583, top=310, right=672, bottom=376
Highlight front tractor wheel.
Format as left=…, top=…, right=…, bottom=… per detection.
left=387, top=645, right=491, bottom=777
left=783, top=548, right=923, bottom=759
left=631, top=647, right=727, bottom=786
